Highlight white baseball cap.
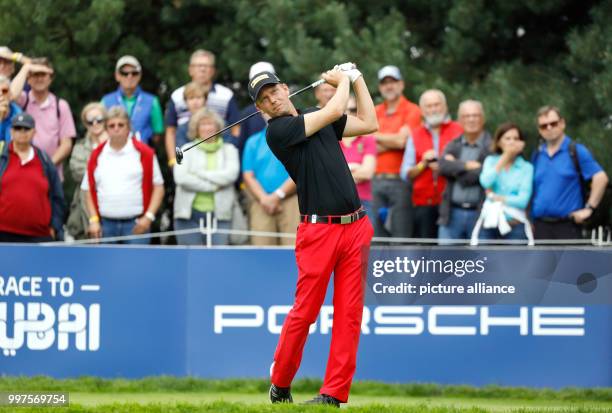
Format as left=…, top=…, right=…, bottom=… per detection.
left=249, top=61, right=275, bottom=80
left=0, top=46, right=13, bottom=56
left=115, top=55, right=142, bottom=72
left=377, top=65, right=402, bottom=81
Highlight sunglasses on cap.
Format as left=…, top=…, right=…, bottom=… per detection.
left=119, top=69, right=140, bottom=77
left=86, top=116, right=105, bottom=126
left=538, top=120, right=561, bottom=130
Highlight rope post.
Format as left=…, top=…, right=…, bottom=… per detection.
left=206, top=212, right=213, bottom=248
left=597, top=225, right=603, bottom=247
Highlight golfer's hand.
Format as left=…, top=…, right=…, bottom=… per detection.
left=336, top=62, right=362, bottom=83
left=88, top=222, right=102, bottom=239
left=321, top=69, right=348, bottom=88
left=133, top=216, right=152, bottom=235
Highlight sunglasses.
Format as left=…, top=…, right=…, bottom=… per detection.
left=538, top=120, right=561, bottom=130
left=119, top=70, right=140, bottom=77
left=190, top=63, right=213, bottom=69
left=107, top=122, right=127, bottom=130
left=0, top=87, right=9, bottom=95
left=86, top=116, right=105, bottom=126
left=347, top=107, right=357, bottom=113
left=12, top=126, right=32, bottom=131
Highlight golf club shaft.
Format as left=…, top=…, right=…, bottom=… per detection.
left=181, top=78, right=326, bottom=154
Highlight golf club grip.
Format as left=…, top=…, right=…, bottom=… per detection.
left=288, top=79, right=326, bottom=98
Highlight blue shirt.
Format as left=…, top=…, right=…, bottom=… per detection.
left=242, top=128, right=290, bottom=193
left=0, top=102, right=22, bottom=142
left=480, top=155, right=533, bottom=210
left=531, top=136, right=603, bottom=218
left=237, top=104, right=266, bottom=156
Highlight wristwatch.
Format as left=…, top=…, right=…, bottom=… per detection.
left=585, top=203, right=595, bottom=211
left=144, top=211, right=156, bottom=221
left=274, top=188, right=287, bottom=200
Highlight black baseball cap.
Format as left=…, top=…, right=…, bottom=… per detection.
left=11, top=113, right=35, bottom=129
left=248, top=71, right=281, bottom=102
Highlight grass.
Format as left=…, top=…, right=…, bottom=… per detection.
left=0, top=377, right=610, bottom=413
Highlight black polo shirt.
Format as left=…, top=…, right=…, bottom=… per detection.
left=266, top=107, right=361, bottom=215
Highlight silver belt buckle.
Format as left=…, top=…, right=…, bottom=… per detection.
left=311, top=214, right=317, bottom=224
left=340, top=215, right=351, bottom=224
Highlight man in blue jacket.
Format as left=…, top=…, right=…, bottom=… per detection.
left=102, top=55, right=164, bottom=146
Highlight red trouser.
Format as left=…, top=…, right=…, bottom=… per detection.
left=271, top=216, right=373, bottom=402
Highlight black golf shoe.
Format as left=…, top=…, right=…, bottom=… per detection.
left=302, top=394, right=341, bottom=407
left=269, top=383, right=293, bottom=403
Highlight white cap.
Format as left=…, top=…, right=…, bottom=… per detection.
left=249, top=61, right=275, bottom=80
left=377, top=65, right=402, bottom=81
left=115, top=55, right=142, bottom=72
left=0, top=46, right=13, bottom=56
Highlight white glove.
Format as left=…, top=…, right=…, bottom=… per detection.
left=345, top=68, right=362, bottom=83
left=336, top=62, right=356, bottom=71
left=335, top=62, right=362, bottom=83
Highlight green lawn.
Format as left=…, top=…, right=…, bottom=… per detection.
left=0, top=377, right=610, bottom=413
left=67, top=392, right=612, bottom=411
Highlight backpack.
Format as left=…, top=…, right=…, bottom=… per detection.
left=568, top=142, right=612, bottom=230
left=23, top=93, right=61, bottom=119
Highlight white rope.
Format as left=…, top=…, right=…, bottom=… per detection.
left=43, top=223, right=612, bottom=247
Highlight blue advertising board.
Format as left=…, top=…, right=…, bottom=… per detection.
left=0, top=245, right=610, bottom=388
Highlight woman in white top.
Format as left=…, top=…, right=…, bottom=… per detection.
left=173, top=107, right=239, bottom=245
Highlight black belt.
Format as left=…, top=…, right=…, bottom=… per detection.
left=375, top=173, right=401, bottom=179
left=301, top=209, right=366, bottom=224
left=451, top=202, right=478, bottom=210
left=101, top=216, right=138, bottom=221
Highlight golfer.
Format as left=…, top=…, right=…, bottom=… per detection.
left=249, top=63, right=377, bottom=407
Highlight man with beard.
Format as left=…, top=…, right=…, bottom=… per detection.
left=372, top=66, right=421, bottom=240
left=400, top=89, right=463, bottom=239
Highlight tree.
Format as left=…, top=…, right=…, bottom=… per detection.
left=0, top=0, right=609, bottom=172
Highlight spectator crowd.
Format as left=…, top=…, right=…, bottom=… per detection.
left=0, top=46, right=609, bottom=245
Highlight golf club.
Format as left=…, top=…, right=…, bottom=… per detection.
left=175, top=78, right=326, bottom=164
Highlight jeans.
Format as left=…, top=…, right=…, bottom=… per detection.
left=413, top=205, right=439, bottom=239
left=438, top=207, right=479, bottom=245
left=174, top=209, right=231, bottom=245
left=101, top=217, right=150, bottom=245
left=361, top=199, right=376, bottom=230
left=371, top=178, right=412, bottom=239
